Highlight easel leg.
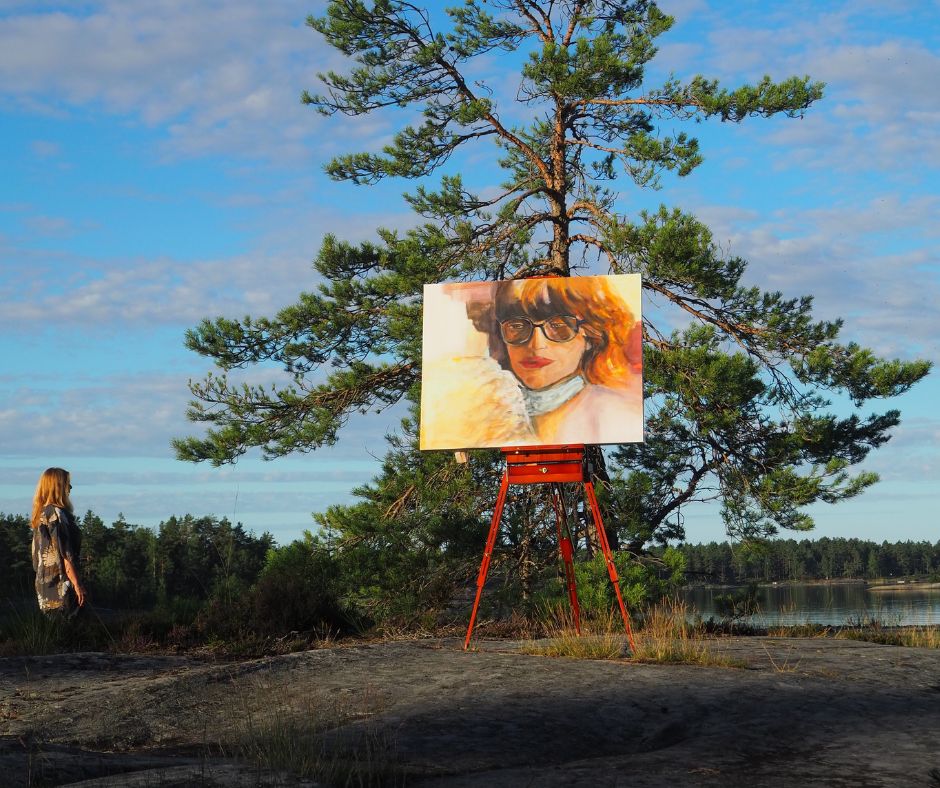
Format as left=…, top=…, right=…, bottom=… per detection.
left=464, top=470, right=510, bottom=650
left=550, top=483, right=581, bottom=634
left=584, top=481, right=637, bottom=653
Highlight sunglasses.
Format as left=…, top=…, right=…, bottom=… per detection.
left=499, top=315, right=583, bottom=345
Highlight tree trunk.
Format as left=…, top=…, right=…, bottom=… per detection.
left=587, top=445, right=621, bottom=551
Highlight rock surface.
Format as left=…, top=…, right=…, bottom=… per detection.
left=1, top=637, right=939, bottom=786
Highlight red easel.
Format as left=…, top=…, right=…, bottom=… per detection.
left=464, top=445, right=637, bottom=651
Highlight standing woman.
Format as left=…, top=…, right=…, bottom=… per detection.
left=31, top=467, right=86, bottom=616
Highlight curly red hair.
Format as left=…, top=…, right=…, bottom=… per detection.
left=487, top=277, right=642, bottom=388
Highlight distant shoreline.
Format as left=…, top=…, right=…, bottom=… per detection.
left=867, top=581, right=940, bottom=592
left=684, top=578, right=940, bottom=590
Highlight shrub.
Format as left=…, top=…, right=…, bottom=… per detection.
left=532, top=546, right=686, bottom=619
left=713, top=582, right=760, bottom=622
left=249, top=541, right=356, bottom=637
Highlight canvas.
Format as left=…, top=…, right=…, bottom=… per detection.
left=420, top=275, right=643, bottom=450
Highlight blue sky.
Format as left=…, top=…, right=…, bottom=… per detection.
left=1, top=0, right=937, bottom=546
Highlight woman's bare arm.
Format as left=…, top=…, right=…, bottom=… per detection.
left=63, top=558, right=85, bottom=607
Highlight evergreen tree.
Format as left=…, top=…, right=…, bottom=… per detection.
left=311, top=410, right=505, bottom=619
left=174, top=2, right=928, bottom=588
left=155, top=514, right=274, bottom=601
left=80, top=512, right=160, bottom=609
left=0, top=512, right=32, bottom=598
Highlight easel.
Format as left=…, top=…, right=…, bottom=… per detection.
left=464, top=445, right=637, bottom=651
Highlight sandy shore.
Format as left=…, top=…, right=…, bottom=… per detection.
left=867, top=581, right=940, bottom=591
left=1, top=636, right=939, bottom=786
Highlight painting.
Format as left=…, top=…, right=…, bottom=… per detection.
left=420, top=274, right=643, bottom=450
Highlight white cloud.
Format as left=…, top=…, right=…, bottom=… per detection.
left=810, top=42, right=940, bottom=121
left=30, top=139, right=61, bottom=158
left=0, top=0, right=348, bottom=163
left=0, top=360, right=406, bottom=460
left=761, top=40, right=940, bottom=173
left=0, top=365, right=402, bottom=540
left=838, top=415, right=940, bottom=487
left=0, top=372, right=189, bottom=456
left=658, top=0, right=709, bottom=17
left=0, top=200, right=418, bottom=330
left=23, top=214, right=76, bottom=236
left=621, top=4, right=931, bottom=179
left=693, top=195, right=940, bottom=360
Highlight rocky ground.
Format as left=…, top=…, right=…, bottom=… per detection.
left=1, top=636, right=939, bottom=787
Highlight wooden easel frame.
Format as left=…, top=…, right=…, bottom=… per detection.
left=464, top=445, right=637, bottom=651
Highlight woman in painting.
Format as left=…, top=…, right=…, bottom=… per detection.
left=486, top=276, right=643, bottom=445
left=31, top=467, right=86, bottom=617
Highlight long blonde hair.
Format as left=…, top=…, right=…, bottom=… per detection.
left=31, top=467, right=72, bottom=529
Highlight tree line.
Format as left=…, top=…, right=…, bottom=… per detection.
left=0, top=505, right=684, bottom=638
left=1, top=509, right=361, bottom=641
left=0, top=511, right=273, bottom=608
left=7, top=507, right=935, bottom=619
left=678, top=538, right=940, bottom=585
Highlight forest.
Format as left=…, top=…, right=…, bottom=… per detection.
left=678, top=538, right=940, bottom=585
left=0, top=507, right=685, bottom=645
left=0, top=511, right=272, bottom=608
left=4, top=510, right=936, bottom=643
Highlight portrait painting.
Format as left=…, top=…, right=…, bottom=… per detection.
left=420, top=274, right=643, bottom=450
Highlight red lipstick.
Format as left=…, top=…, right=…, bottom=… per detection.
left=519, top=357, right=553, bottom=369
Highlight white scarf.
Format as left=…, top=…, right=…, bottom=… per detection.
left=521, top=375, right=586, bottom=417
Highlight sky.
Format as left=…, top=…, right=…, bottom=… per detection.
left=1, top=0, right=937, bottom=547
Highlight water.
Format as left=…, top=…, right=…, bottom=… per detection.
left=683, top=582, right=940, bottom=627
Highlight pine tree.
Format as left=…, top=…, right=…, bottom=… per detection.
left=174, top=2, right=928, bottom=589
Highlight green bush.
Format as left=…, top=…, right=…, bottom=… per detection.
left=0, top=606, right=118, bottom=655
left=713, top=583, right=760, bottom=622
left=0, top=513, right=33, bottom=599
left=533, top=547, right=687, bottom=620
left=249, top=541, right=356, bottom=637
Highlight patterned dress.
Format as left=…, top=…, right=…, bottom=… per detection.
left=31, top=505, right=82, bottom=616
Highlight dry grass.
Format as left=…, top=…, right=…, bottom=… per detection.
left=519, top=606, right=625, bottom=660
left=836, top=624, right=940, bottom=649
left=223, top=680, right=404, bottom=787
left=760, top=641, right=804, bottom=673
left=521, top=600, right=744, bottom=667
left=632, top=599, right=743, bottom=667
left=762, top=606, right=940, bottom=649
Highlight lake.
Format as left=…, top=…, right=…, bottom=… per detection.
left=683, top=582, right=940, bottom=627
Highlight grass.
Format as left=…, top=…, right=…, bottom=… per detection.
left=0, top=602, right=120, bottom=656
left=763, top=607, right=940, bottom=649
left=836, top=623, right=940, bottom=648
left=631, top=599, right=744, bottom=667
left=760, top=641, right=803, bottom=673
left=521, top=599, right=745, bottom=667
left=519, top=606, right=625, bottom=660
left=0, top=605, right=64, bottom=655
left=0, top=596, right=349, bottom=659
left=225, top=682, right=404, bottom=787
